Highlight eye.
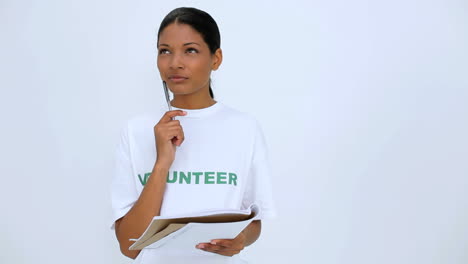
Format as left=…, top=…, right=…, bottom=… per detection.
left=186, top=48, right=198, bottom=54
left=158, top=49, right=170, bottom=55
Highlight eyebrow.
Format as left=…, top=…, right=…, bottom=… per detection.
left=158, top=42, right=201, bottom=47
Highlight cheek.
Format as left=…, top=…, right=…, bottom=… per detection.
left=191, top=60, right=213, bottom=79
left=156, top=58, right=163, bottom=70
left=157, top=59, right=167, bottom=77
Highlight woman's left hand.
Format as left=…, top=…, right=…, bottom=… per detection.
left=196, top=231, right=246, bottom=256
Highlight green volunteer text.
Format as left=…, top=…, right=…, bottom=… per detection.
left=138, top=171, right=238, bottom=186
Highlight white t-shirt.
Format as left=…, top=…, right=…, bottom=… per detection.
left=109, top=101, right=277, bottom=264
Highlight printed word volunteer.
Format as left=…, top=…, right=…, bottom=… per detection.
left=138, top=170, right=238, bottom=186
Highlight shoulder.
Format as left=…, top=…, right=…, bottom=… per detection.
left=120, top=111, right=160, bottom=137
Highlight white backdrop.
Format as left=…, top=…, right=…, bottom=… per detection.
left=1, top=0, right=467, bottom=263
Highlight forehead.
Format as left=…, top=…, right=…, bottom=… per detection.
left=158, top=23, right=205, bottom=45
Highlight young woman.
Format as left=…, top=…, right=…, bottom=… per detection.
left=110, top=7, right=277, bottom=264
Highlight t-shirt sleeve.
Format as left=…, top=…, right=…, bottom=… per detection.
left=109, top=121, right=138, bottom=230
left=242, top=118, right=278, bottom=220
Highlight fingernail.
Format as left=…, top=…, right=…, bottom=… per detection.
left=210, top=241, right=217, bottom=245
left=199, top=245, right=205, bottom=249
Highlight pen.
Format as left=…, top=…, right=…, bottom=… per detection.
left=163, top=81, right=174, bottom=120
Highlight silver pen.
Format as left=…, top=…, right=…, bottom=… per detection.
left=163, top=81, right=174, bottom=120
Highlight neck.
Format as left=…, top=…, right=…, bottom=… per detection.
left=169, top=80, right=217, bottom=109
left=171, top=90, right=216, bottom=109
left=171, top=96, right=217, bottom=109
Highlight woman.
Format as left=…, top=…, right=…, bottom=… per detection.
left=110, top=7, right=277, bottom=263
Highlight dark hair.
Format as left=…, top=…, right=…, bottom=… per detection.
left=157, top=7, right=221, bottom=99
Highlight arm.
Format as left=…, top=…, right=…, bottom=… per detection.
left=114, top=163, right=168, bottom=259
left=242, top=220, right=262, bottom=247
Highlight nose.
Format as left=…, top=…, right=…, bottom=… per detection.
left=169, top=52, right=184, bottom=69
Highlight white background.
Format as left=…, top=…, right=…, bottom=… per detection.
left=1, top=0, right=467, bottom=263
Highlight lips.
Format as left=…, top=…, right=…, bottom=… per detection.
left=169, top=75, right=188, bottom=80
left=168, top=75, right=188, bottom=84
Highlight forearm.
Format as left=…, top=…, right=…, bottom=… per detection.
left=242, top=220, right=262, bottom=247
left=115, top=163, right=168, bottom=259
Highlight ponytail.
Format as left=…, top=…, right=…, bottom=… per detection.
left=209, top=79, right=215, bottom=99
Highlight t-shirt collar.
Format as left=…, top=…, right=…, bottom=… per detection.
left=170, top=101, right=222, bottom=119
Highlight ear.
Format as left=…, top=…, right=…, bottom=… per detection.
left=212, top=48, right=223, bottom=71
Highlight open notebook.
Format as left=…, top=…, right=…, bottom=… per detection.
left=128, top=204, right=260, bottom=250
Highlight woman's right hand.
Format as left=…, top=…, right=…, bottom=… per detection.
left=154, top=110, right=187, bottom=169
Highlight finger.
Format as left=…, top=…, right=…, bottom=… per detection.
left=164, top=126, right=183, bottom=142
left=200, top=244, right=224, bottom=252
left=166, top=119, right=181, bottom=127
left=210, top=239, right=234, bottom=248
left=200, top=243, right=241, bottom=253
left=196, top=243, right=242, bottom=257
left=159, top=110, right=187, bottom=123
left=171, top=127, right=184, bottom=146
left=163, top=120, right=185, bottom=146
left=196, top=243, right=224, bottom=251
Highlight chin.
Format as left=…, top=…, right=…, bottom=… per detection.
left=168, top=85, right=196, bottom=95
